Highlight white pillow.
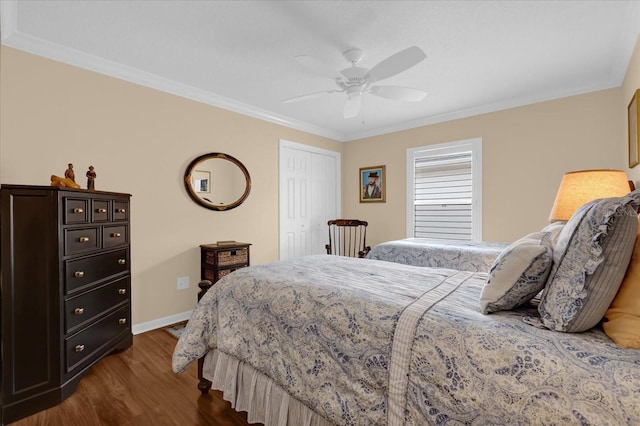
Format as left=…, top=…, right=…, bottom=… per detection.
left=480, top=231, right=553, bottom=314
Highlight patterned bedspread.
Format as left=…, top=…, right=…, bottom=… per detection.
left=172, top=255, right=640, bottom=425
left=367, top=238, right=508, bottom=272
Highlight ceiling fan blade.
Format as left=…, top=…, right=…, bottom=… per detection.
left=370, top=85, right=427, bottom=102
left=281, top=90, right=338, bottom=104
left=295, top=55, right=342, bottom=80
left=344, top=95, right=361, bottom=119
left=366, top=46, right=426, bottom=83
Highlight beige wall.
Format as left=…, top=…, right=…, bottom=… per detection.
left=2, top=34, right=638, bottom=329
left=344, top=34, right=638, bottom=247
left=343, top=89, right=624, bottom=245
left=0, top=46, right=342, bottom=328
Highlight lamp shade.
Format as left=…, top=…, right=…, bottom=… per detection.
left=548, top=169, right=631, bottom=222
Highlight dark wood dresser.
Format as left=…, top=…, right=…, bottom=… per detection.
left=200, top=242, right=251, bottom=284
left=0, top=185, right=132, bottom=424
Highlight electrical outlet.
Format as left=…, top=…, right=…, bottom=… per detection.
left=176, top=276, right=190, bottom=291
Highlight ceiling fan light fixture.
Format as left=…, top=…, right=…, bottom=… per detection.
left=346, top=86, right=363, bottom=98
left=342, top=48, right=364, bottom=65
left=340, top=66, right=367, bottom=81
left=283, top=46, right=428, bottom=119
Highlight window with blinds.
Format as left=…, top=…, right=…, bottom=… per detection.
left=407, top=139, right=482, bottom=241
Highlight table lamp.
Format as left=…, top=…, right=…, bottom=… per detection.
left=548, top=169, right=632, bottom=222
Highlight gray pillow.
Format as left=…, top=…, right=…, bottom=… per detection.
left=537, top=190, right=640, bottom=332
left=480, top=231, right=553, bottom=314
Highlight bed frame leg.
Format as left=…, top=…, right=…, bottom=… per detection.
left=196, top=279, right=214, bottom=394
left=197, top=357, right=212, bottom=394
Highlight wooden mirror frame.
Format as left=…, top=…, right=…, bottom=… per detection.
left=184, top=153, right=251, bottom=211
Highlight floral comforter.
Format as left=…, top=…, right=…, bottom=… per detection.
left=172, top=255, right=640, bottom=425
left=366, top=238, right=508, bottom=272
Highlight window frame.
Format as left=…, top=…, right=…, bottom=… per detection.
left=406, top=138, right=483, bottom=240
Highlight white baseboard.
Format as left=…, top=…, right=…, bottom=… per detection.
left=132, top=310, right=193, bottom=335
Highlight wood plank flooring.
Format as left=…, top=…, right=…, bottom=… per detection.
left=9, top=328, right=256, bottom=426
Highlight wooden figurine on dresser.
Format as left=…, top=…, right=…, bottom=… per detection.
left=0, top=184, right=132, bottom=424
left=86, top=165, right=97, bottom=190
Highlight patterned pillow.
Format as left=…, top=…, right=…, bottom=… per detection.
left=480, top=232, right=553, bottom=314
left=538, top=191, right=640, bottom=332
left=540, top=222, right=565, bottom=249
left=602, top=216, right=640, bottom=347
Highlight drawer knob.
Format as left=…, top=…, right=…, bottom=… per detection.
left=117, top=259, right=126, bottom=265
left=118, top=318, right=127, bottom=325
left=97, top=208, right=107, bottom=213
left=116, top=208, right=126, bottom=213
left=111, top=232, right=122, bottom=238
left=73, top=208, right=84, bottom=214
left=74, top=271, right=85, bottom=278
left=118, top=288, right=127, bottom=295
left=75, top=344, right=85, bottom=353
left=79, top=236, right=90, bottom=243
left=74, top=307, right=85, bottom=315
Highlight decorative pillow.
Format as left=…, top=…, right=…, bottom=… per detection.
left=602, top=216, right=640, bottom=348
left=480, top=231, right=553, bottom=314
left=537, top=191, right=640, bottom=332
left=540, top=222, right=565, bottom=250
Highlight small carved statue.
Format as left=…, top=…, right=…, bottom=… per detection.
left=64, top=163, right=75, bottom=182
left=86, top=165, right=96, bottom=190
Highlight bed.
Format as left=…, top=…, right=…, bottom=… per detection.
left=173, top=192, right=640, bottom=425
left=366, top=238, right=508, bottom=272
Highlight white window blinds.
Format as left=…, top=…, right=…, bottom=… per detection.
left=413, top=152, right=472, bottom=240
left=407, top=138, right=481, bottom=241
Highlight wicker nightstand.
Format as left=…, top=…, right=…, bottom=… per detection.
left=199, top=242, right=251, bottom=284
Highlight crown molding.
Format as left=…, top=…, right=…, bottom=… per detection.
left=2, top=1, right=637, bottom=144
left=344, top=80, right=621, bottom=141
left=0, top=2, right=347, bottom=142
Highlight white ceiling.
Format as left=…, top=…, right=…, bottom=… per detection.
left=1, top=1, right=639, bottom=142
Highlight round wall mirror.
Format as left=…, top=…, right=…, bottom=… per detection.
left=184, top=153, right=251, bottom=211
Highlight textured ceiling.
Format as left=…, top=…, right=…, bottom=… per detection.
left=1, top=1, right=639, bottom=141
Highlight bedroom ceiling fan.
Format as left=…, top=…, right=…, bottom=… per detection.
left=282, top=46, right=428, bottom=119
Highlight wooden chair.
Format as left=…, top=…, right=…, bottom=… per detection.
left=325, top=219, right=371, bottom=258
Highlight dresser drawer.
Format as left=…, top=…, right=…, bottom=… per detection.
left=65, top=305, right=130, bottom=373
left=103, top=225, right=128, bottom=249
left=113, top=201, right=129, bottom=221
left=64, top=227, right=100, bottom=255
left=65, top=249, right=129, bottom=294
left=91, top=200, right=110, bottom=222
left=65, top=276, right=130, bottom=333
left=206, top=247, right=249, bottom=267
left=64, top=198, right=89, bottom=224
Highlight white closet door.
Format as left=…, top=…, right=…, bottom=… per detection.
left=279, top=140, right=340, bottom=260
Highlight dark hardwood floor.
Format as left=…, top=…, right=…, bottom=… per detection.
left=10, top=328, right=256, bottom=426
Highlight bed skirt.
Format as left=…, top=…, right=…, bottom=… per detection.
left=203, top=349, right=335, bottom=426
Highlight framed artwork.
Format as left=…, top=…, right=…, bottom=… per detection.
left=192, top=170, right=211, bottom=193
left=360, top=165, right=386, bottom=203
left=629, top=89, right=639, bottom=168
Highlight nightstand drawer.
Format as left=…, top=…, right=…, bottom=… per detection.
left=65, top=305, right=130, bottom=373
left=203, top=265, right=247, bottom=282
left=65, top=249, right=129, bottom=294
left=103, top=225, right=128, bottom=248
left=65, top=276, right=130, bottom=333
left=64, top=227, right=100, bottom=255
left=207, top=247, right=248, bottom=267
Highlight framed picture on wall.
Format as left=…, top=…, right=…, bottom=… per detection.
left=360, top=165, right=386, bottom=203
left=629, top=89, right=639, bottom=168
